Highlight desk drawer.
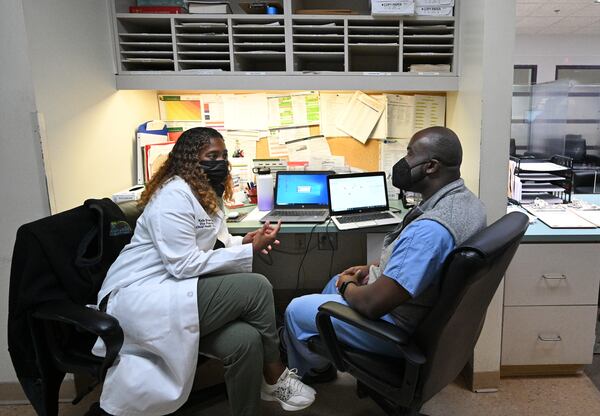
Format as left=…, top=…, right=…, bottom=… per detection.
left=501, top=305, right=597, bottom=366
left=504, top=244, right=600, bottom=306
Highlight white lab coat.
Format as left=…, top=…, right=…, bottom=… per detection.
left=93, top=176, right=253, bottom=416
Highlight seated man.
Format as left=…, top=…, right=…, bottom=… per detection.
left=282, top=126, right=487, bottom=381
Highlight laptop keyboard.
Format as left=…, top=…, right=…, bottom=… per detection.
left=337, top=212, right=394, bottom=224
left=270, top=209, right=328, bottom=217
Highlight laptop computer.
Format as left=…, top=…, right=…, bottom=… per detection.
left=260, top=171, right=333, bottom=223
left=328, top=172, right=402, bottom=230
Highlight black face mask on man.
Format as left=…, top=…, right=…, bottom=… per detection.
left=391, top=158, right=430, bottom=191
left=199, top=160, right=229, bottom=197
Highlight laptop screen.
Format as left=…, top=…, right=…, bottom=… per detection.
left=275, top=172, right=330, bottom=207
left=328, top=172, right=389, bottom=214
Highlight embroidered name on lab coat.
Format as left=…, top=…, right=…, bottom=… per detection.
left=196, top=218, right=215, bottom=229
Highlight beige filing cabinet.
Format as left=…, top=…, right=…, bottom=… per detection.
left=501, top=243, right=600, bottom=375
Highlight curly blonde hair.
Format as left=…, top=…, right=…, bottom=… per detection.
left=138, top=127, right=233, bottom=215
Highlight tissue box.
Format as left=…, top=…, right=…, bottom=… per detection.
left=112, top=185, right=145, bottom=203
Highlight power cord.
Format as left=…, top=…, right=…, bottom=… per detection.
left=325, top=218, right=335, bottom=279
left=296, top=223, right=319, bottom=291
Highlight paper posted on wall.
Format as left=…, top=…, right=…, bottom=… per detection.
left=223, top=94, right=269, bottom=131
left=320, top=93, right=353, bottom=137
left=336, top=91, right=385, bottom=143
left=380, top=139, right=409, bottom=198
left=267, top=92, right=320, bottom=129
left=413, top=95, right=446, bottom=132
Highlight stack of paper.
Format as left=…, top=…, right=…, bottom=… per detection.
left=415, top=0, right=454, bottom=16
left=186, top=1, right=231, bottom=14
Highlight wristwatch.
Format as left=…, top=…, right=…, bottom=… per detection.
left=339, top=280, right=358, bottom=299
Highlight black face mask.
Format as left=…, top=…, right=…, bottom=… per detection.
left=199, top=160, right=228, bottom=197
left=392, top=158, right=430, bottom=191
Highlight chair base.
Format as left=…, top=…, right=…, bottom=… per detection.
left=357, top=381, right=426, bottom=416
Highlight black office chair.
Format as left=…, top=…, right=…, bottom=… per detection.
left=307, top=212, right=529, bottom=416
left=9, top=199, right=225, bottom=416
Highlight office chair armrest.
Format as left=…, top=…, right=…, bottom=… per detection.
left=33, top=299, right=124, bottom=379
left=585, top=155, right=600, bottom=165
left=317, top=301, right=426, bottom=367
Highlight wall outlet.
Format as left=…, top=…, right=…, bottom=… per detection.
left=295, top=234, right=306, bottom=250
left=318, top=233, right=338, bottom=250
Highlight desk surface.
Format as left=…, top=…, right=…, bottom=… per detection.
left=227, top=200, right=406, bottom=234
left=228, top=195, right=600, bottom=242
left=520, top=194, right=600, bottom=243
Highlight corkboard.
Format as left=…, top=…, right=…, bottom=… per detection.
left=255, top=125, right=381, bottom=172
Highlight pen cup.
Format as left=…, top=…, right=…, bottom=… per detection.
left=246, top=188, right=258, bottom=204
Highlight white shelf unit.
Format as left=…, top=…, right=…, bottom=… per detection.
left=111, top=0, right=459, bottom=89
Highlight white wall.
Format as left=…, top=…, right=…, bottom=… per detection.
left=0, top=0, right=51, bottom=385
left=514, top=35, right=600, bottom=83
left=22, top=0, right=159, bottom=213
left=0, top=0, right=159, bottom=388
left=447, top=0, right=516, bottom=390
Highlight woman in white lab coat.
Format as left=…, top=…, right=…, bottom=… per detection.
left=94, top=128, right=316, bottom=416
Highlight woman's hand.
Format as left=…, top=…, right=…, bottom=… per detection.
left=242, top=229, right=258, bottom=244
left=251, top=220, right=282, bottom=254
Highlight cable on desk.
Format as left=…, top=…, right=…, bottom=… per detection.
left=326, top=218, right=335, bottom=279
left=296, top=223, right=319, bottom=291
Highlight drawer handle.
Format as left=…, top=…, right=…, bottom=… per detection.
left=542, top=273, right=567, bottom=280
left=538, top=334, right=562, bottom=342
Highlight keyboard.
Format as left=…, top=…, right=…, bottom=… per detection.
left=337, top=212, right=394, bottom=224
left=270, top=209, right=328, bottom=217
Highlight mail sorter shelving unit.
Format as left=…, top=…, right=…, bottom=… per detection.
left=509, top=155, right=574, bottom=205
left=111, top=0, right=458, bottom=88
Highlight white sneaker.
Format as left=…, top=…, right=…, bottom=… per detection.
left=261, top=368, right=316, bottom=411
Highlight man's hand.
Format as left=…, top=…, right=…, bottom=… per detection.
left=340, top=265, right=370, bottom=285
left=335, top=268, right=363, bottom=290
left=251, top=220, right=282, bottom=254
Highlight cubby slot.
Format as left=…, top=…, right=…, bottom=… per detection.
left=117, top=17, right=174, bottom=71
left=292, top=0, right=370, bottom=15
left=293, top=53, right=344, bottom=72
left=403, top=20, right=454, bottom=73
left=232, top=18, right=286, bottom=71
left=233, top=54, right=286, bottom=72
left=292, top=19, right=344, bottom=72
left=348, top=45, right=399, bottom=72
left=175, top=18, right=231, bottom=72
left=121, top=59, right=175, bottom=71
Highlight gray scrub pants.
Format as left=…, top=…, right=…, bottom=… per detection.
left=196, top=273, right=280, bottom=416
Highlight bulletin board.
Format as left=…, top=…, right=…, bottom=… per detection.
left=158, top=91, right=447, bottom=174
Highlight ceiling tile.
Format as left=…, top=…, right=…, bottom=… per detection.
left=574, top=25, right=600, bottom=34
left=517, top=16, right=564, bottom=27
left=530, top=3, right=585, bottom=17
left=552, top=16, right=600, bottom=26
left=571, top=4, right=600, bottom=17
left=537, top=26, right=580, bottom=34
left=516, top=26, right=543, bottom=35
left=517, top=3, right=541, bottom=17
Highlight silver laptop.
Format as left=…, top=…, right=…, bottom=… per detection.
left=260, top=171, right=333, bottom=224
left=328, top=172, right=402, bottom=230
